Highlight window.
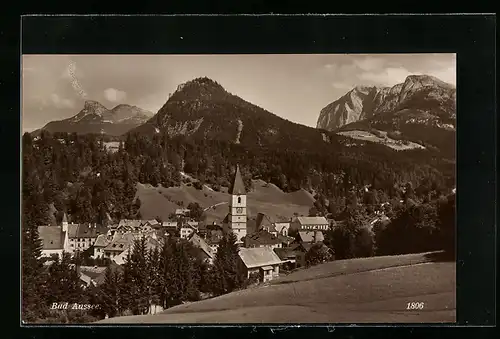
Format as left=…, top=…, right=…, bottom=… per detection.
left=237, top=196, right=241, bottom=204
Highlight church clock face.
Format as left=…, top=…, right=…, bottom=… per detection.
left=236, top=207, right=243, bottom=213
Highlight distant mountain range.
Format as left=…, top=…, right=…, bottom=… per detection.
left=33, top=74, right=456, bottom=158
left=35, top=101, right=154, bottom=136
left=317, top=75, right=456, bottom=131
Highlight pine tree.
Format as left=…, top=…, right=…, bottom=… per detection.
left=46, top=252, right=83, bottom=305
left=21, top=225, right=47, bottom=322
left=98, top=265, right=121, bottom=318
left=211, top=232, right=245, bottom=295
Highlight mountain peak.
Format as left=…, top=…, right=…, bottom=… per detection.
left=403, top=74, right=454, bottom=89
left=84, top=100, right=107, bottom=109
left=82, top=100, right=108, bottom=116
left=317, top=74, right=456, bottom=130
left=171, top=77, right=227, bottom=100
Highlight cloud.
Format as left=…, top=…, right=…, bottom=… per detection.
left=429, top=66, right=456, bottom=85
left=104, top=88, right=127, bottom=103
left=331, top=82, right=354, bottom=90
left=353, top=57, right=386, bottom=72
left=49, top=94, right=75, bottom=109
left=358, top=67, right=421, bottom=86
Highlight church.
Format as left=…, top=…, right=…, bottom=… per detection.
left=221, top=164, right=284, bottom=282
left=222, top=164, right=248, bottom=244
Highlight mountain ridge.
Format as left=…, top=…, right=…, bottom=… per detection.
left=317, top=75, right=456, bottom=131
left=37, top=101, right=154, bottom=136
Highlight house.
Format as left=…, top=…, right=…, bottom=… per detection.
left=79, top=271, right=95, bottom=288
left=179, top=222, right=197, bottom=239
left=140, top=220, right=160, bottom=232
left=116, top=219, right=143, bottom=234
left=37, top=226, right=67, bottom=258
left=91, top=262, right=123, bottom=286
left=102, top=233, right=136, bottom=259
left=274, top=247, right=300, bottom=270
left=291, top=216, right=329, bottom=231
left=288, top=242, right=333, bottom=267
left=274, top=222, right=291, bottom=236
left=255, top=213, right=278, bottom=236
left=243, top=229, right=283, bottom=249
left=188, top=233, right=215, bottom=264
left=296, top=230, right=325, bottom=244
left=205, top=229, right=223, bottom=253
left=93, top=234, right=111, bottom=258
left=276, top=234, right=295, bottom=247
left=112, top=235, right=161, bottom=265
left=162, top=221, right=178, bottom=229
left=67, top=223, right=108, bottom=253
left=288, top=243, right=312, bottom=267
left=78, top=265, right=107, bottom=288
left=37, top=213, right=108, bottom=256
left=238, top=247, right=283, bottom=283
left=175, top=208, right=190, bottom=217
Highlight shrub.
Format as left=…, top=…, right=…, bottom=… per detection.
left=305, top=243, right=333, bottom=267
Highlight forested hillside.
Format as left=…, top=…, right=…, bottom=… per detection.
left=22, top=127, right=454, bottom=229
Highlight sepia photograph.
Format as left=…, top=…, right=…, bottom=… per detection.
left=21, top=52, right=458, bottom=324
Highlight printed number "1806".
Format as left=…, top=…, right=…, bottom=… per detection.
left=407, top=302, right=424, bottom=310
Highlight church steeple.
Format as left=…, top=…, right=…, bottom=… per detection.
left=229, top=164, right=246, bottom=195
left=62, top=212, right=69, bottom=233
left=225, top=164, right=247, bottom=244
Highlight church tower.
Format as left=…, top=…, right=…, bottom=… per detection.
left=227, top=164, right=247, bottom=243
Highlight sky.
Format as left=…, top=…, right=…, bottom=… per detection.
left=22, top=54, right=456, bottom=132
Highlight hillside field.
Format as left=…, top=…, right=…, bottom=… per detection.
left=97, top=252, right=456, bottom=324
left=136, top=179, right=315, bottom=223
left=337, top=130, right=425, bottom=151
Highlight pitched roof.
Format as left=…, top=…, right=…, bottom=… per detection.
left=188, top=233, right=214, bottom=259
left=111, top=234, right=161, bottom=265
left=255, top=213, right=276, bottom=233
left=238, top=247, right=282, bottom=269
left=274, top=222, right=290, bottom=232
left=38, top=226, right=65, bottom=250
left=244, top=229, right=282, bottom=247
left=175, top=208, right=190, bottom=215
left=277, top=234, right=295, bottom=244
left=94, top=234, right=110, bottom=248
left=118, top=219, right=142, bottom=228
left=144, top=219, right=160, bottom=226
left=297, top=216, right=329, bottom=225
left=104, top=233, right=135, bottom=252
left=92, top=262, right=123, bottom=285
left=162, top=221, right=178, bottom=228
left=298, top=230, right=324, bottom=243
left=62, top=213, right=68, bottom=223
left=67, top=224, right=79, bottom=238
left=79, top=266, right=107, bottom=280
left=205, top=230, right=223, bottom=245
left=229, top=164, right=246, bottom=195
left=273, top=247, right=299, bottom=260
left=74, top=223, right=108, bottom=238
left=79, top=272, right=93, bottom=286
